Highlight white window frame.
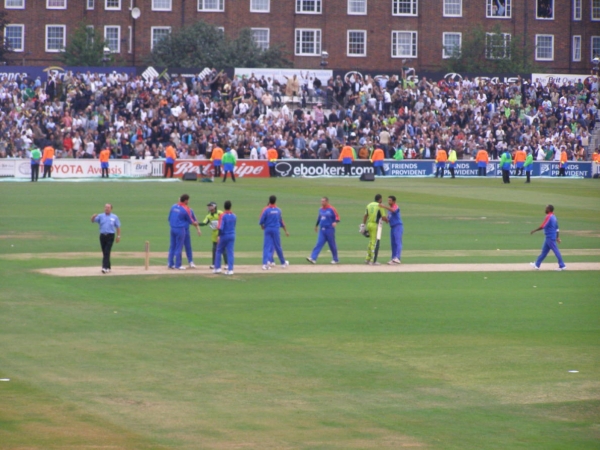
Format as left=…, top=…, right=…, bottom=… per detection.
left=348, top=0, right=367, bottom=15
left=4, top=0, right=25, bottom=9
left=443, top=0, right=462, bottom=17
left=152, top=0, right=172, bottom=11
left=105, top=0, right=121, bottom=10
left=294, top=28, right=322, bottom=56
left=251, top=28, right=270, bottom=50
left=217, top=26, right=225, bottom=33
left=46, top=0, right=66, bottom=9
left=4, top=24, right=24, bottom=52
left=572, top=35, right=581, bottom=61
left=151, top=26, right=171, bottom=50
left=391, top=30, right=418, bottom=58
left=486, top=0, right=511, bottom=18
left=593, top=0, right=600, bottom=20
left=295, top=0, right=322, bottom=14
left=128, top=25, right=132, bottom=53
left=104, top=25, right=121, bottom=53
left=198, top=0, right=224, bottom=11
left=592, top=36, right=600, bottom=59
left=87, top=0, right=94, bottom=9
left=347, top=30, right=366, bottom=57
left=573, top=0, right=581, bottom=19
left=392, top=0, right=417, bottom=16
left=535, top=34, right=554, bottom=61
left=536, top=0, right=554, bottom=20
left=443, top=32, right=461, bottom=59
left=250, top=0, right=269, bottom=13
left=45, top=25, right=66, bottom=53
left=485, top=32, right=511, bottom=59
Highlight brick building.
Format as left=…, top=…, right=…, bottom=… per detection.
left=2, top=0, right=600, bottom=73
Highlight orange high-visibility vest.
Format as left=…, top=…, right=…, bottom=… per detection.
left=475, top=150, right=489, bottom=164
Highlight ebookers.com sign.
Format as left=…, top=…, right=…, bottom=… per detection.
left=275, top=160, right=374, bottom=177
left=173, top=160, right=268, bottom=178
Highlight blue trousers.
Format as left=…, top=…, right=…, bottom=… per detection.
left=535, top=237, right=565, bottom=268
left=263, top=228, right=285, bottom=265
left=373, top=162, right=385, bottom=176
left=168, top=227, right=186, bottom=268
left=184, top=228, right=193, bottom=263
left=390, top=225, right=403, bottom=260
left=215, top=235, right=235, bottom=271
left=310, top=227, right=338, bottom=262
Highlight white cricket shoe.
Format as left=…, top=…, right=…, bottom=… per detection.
left=102, top=268, right=107, bottom=274
left=530, top=262, right=540, bottom=270
left=392, top=258, right=401, bottom=264
left=262, top=265, right=270, bottom=270
left=556, top=266, right=567, bottom=271
left=282, top=261, right=290, bottom=268
left=225, top=270, right=234, bottom=275
left=176, top=266, right=186, bottom=270
left=189, top=262, right=196, bottom=268
left=209, top=265, right=214, bottom=269
left=269, top=261, right=276, bottom=267
left=330, top=260, right=339, bottom=265
left=213, top=268, right=222, bottom=274
left=106, top=268, right=111, bottom=273
left=370, top=262, right=381, bottom=266
left=306, top=257, right=316, bottom=264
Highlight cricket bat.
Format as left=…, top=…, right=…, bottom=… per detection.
left=373, top=219, right=383, bottom=263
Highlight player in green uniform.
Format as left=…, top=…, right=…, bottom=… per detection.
left=199, top=201, right=227, bottom=269
left=361, top=194, right=385, bottom=265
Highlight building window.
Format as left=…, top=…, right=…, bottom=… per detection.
left=87, top=0, right=94, bottom=8
left=443, top=32, right=461, bottom=58
left=128, top=25, right=132, bottom=53
left=198, top=0, right=224, bottom=11
left=592, top=36, right=600, bottom=58
left=4, top=25, right=24, bottom=52
left=85, top=25, right=94, bottom=46
left=295, top=28, right=321, bottom=55
left=536, top=0, right=553, bottom=19
left=348, top=0, right=366, bottom=14
left=593, top=0, right=600, bottom=20
left=296, top=0, right=322, bottom=14
left=5, top=0, right=25, bottom=8
left=47, top=0, right=66, bottom=9
left=486, top=0, right=510, bottom=17
left=105, top=0, right=120, bottom=9
left=572, top=35, right=581, bottom=61
left=45, top=25, right=65, bottom=52
left=347, top=30, right=366, bottom=56
left=152, top=0, right=171, bottom=10
left=104, top=25, right=120, bottom=52
left=391, top=31, right=417, bottom=58
left=251, top=28, right=269, bottom=50
left=151, top=26, right=171, bottom=49
left=573, top=0, right=581, bottom=19
left=444, top=0, right=461, bottom=16
left=392, top=0, right=417, bottom=16
left=535, top=34, right=554, bottom=60
left=486, top=32, right=510, bottom=59
left=250, top=0, right=269, bottom=12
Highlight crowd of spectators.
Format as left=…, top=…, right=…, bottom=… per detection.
left=0, top=67, right=598, bottom=164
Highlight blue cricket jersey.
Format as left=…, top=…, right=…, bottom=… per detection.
left=218, top=211, right=237, bottom=237
left=387, top=204, right=403, bottom=227
left=316, top=206, right=340, bottom=229
left=540, top=213, right=559, bottom=240
left=168, top=203, right=193, bottom=228
left=259, top=205, right=285, bottom=230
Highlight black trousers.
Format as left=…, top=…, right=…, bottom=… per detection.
left=477, top=166, right=487, bottom=176
left=559, top=167, right=566, bottom=176
left=269, top=165, right=276, bottom=177
left=344, top=164, right=351, bottom=176
left=42, top=165, right=52, bottom=178
left=502, top=170, right=510, bottom=183
left=102, top=167, right=109, bottom=178
left=526, top=171, right=531, bottom=183
left=435, top=167, right=444, bottom=178
left=212, top=241, right=227, bottom=266
left=449, top=167, right=455, bottom=178
left=164, top=163, right=174, bottom=178
left=100, top=233, right=115, bottom=269
left=223, top=171, right=236, bottom=182
left=31, top=164, right=39, bottom=182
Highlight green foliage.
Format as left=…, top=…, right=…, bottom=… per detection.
left=58, top=23, right=113, bottom=67
left=443, top=25, right=538, bottom=73
left=148, top=20, right=291, bottom=69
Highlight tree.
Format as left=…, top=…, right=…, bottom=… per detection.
left=148, top=20, right=291, bottom=68
left=0, top=11, right=13, bottom=64
left=58, top=23, right=113, bottom=66
left=442, top=25, right=537, bottom=74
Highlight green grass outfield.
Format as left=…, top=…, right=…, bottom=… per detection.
left=0, top=177, right=599, bottom=449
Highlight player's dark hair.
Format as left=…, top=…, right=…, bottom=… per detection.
left=269, top=195, right=276, bottom=204
left=388, top=195, right=396, bottom=202
left=375, top=194, right=382, bottom=202
left=180, top=194, right=189, bottom=202
left=547, top=204, right=554, bottom=212
left=224, top=200, right=232, bottom=210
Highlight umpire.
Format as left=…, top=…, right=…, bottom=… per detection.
left=91, top=204, right=121, bottom=274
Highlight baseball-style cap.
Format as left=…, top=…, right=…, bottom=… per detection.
left=207, top=201, right=217, bottom=207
